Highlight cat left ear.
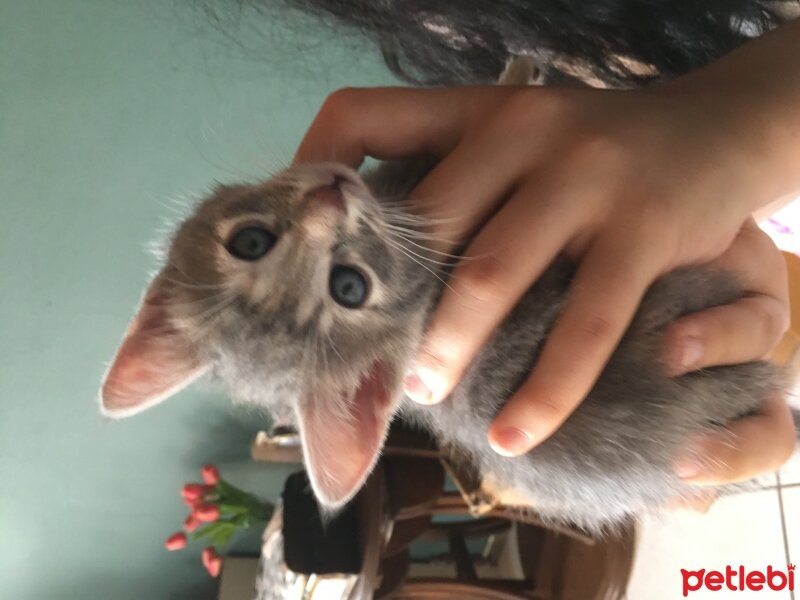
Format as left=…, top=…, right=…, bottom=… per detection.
left=100, top=276, right=206, bottom=419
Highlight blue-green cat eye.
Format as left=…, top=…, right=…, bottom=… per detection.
left=329, top=265, right=369, bottom=308
left=226, top=226, right=276, bottom=261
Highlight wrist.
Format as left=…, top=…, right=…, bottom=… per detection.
left=667, top=19, right=800, bottom=211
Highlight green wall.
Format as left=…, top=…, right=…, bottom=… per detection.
left=0, top=1, right=395, bottom=597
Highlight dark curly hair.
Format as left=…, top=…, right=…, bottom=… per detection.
left=203, top=0, right=799, bottom=86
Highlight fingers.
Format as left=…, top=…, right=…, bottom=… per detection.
left=662, top=220, right=790, bottom=375
left=487, top=233, right=662, bottom=455
left=402, top=177, right=586, bottom=405
left=293, top=86, right=513, bottom=167
left=407, top=93, right=559, bottom=245
left=662, top=296, right=789, bottom=375
left=403, top=133, right=537, bottom=249
left=674, top=394, right=797, bottom=486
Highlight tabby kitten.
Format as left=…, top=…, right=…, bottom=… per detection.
left=99, top=154, right=797, bottom=530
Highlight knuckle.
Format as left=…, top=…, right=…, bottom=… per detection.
left=573, top=130, right=627, bottom=167
left=496, top=87, right=567, bottom=129
left=773, top=306, right=791, bottom=340
left=456, top=256, right=508, bottom=305
left=627, top=214, right=675, bottom=252
left=766, top=245, right=790, bottom=298
left=758, top=299, right=790, bottom=345
left=746, top=217, right=773, bottom=242
left=524, top=375, right=581, bottom=424
left=319, top=87, right=361, bottom=118
left=418, top=344, right=454, bottom=372
left=416, top=338, right=464, bottom=382
left=504, top=387, right=570, bottom=439
left=574, top=313, right=618, bottom=345
left=753, top=228, right=786, bottom=274
left=534, top=397, right=571, bottom=429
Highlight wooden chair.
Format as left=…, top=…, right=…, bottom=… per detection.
left=253, top=424, right=636, bottom=599
left=364, top=451, right=636, bottom=600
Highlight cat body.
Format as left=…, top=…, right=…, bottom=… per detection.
left=369, top=160, right=778, bottom=529
left=401, top=256, right=773, bottom=528
left=99, top=152, right=795, bottom=531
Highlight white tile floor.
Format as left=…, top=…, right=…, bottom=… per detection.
left=625, top=393, right=800, bottom=600
left=781, top=447, right=800, bottom=487
left=782, top=487, right=800, bottom=585
left=625, top=489, right=793, bottom=599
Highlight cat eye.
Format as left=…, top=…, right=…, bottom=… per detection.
left=226, top=226, right=276, bottom=261
left=329, top=265, right=369, bottom=309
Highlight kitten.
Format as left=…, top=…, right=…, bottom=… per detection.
left=98, top=155, right=798, bottom=530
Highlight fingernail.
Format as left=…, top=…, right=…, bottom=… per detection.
left=679, top=337, right=703, bottom=371
left=403, top=370, right=433, bottom=404
left=490, top=427, right=533, bottom=457
left=673, top=437, right=714, bottom=479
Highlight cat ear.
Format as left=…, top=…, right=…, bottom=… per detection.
left=100, top=277, right=207, bottom=419
left=297, top=363, right=393, bottom=509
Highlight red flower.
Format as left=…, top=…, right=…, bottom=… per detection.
left=181, top=483, right=204, bottom=501
left=182, top=496, right=201, bottom=508
left=201, top=546, right=216, bottom=564
left=183, top=514, right=201, bottom=533
left=201, top=464, right=220, bottom=486
left=202, top=546, right=222, bottom=577
left=193, top=503, right=220, bottom=523
left=164, top=532, right=187, bottom=551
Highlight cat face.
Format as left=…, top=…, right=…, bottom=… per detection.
left=99, top=163, right=436, bottom=508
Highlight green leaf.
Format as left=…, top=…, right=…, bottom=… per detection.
left=217, top=503, right=250, bottom=516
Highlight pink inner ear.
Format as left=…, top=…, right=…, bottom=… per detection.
left=101, top=287, right=204, bottom=418
left=298, top=362, right=393, bottom=508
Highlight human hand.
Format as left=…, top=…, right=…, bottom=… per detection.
left=662, top=218, right=789, bottom=378
left=674, top=393, right=795, bottom=489
left=295, top=35, right=799, bottom=457
left=666, top=221, right=795, bottom=490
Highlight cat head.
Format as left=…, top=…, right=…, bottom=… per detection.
left=99, top=162, right=438, bottom=508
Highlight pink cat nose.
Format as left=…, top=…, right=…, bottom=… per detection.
left=307, top=177, right=347, bottom=215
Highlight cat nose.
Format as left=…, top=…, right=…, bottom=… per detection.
left=306, top=178, right=347, bottom=215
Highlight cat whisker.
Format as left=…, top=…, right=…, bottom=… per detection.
left=382, top=223, right=459, bottom=246
left=381, top=214, right=466, bottom=239
left=146, top=192, right=194, bottom=217
left=381, top=238, right=461, bottom=299
left=378, top=198, right=467, bottom=224
left=193, top=121, right=262, bottom=181
left=383, top=236, right=454, bottom=268
left=163, top=260, right=225, bottom=289
left=163, top=291, right=234, bottom=314
left=301, top=320, right=320, bottom=396
left=185, top=296, right=238, bottom=332
left=323, top=330, right=346, bottom=364
left=383, top=228, right=480, bottom=266
left=170, top=288, right=239, bottom=338
left=384, top=227, right=483, bottom=262
left=161, top=275, right=227, bottom=292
